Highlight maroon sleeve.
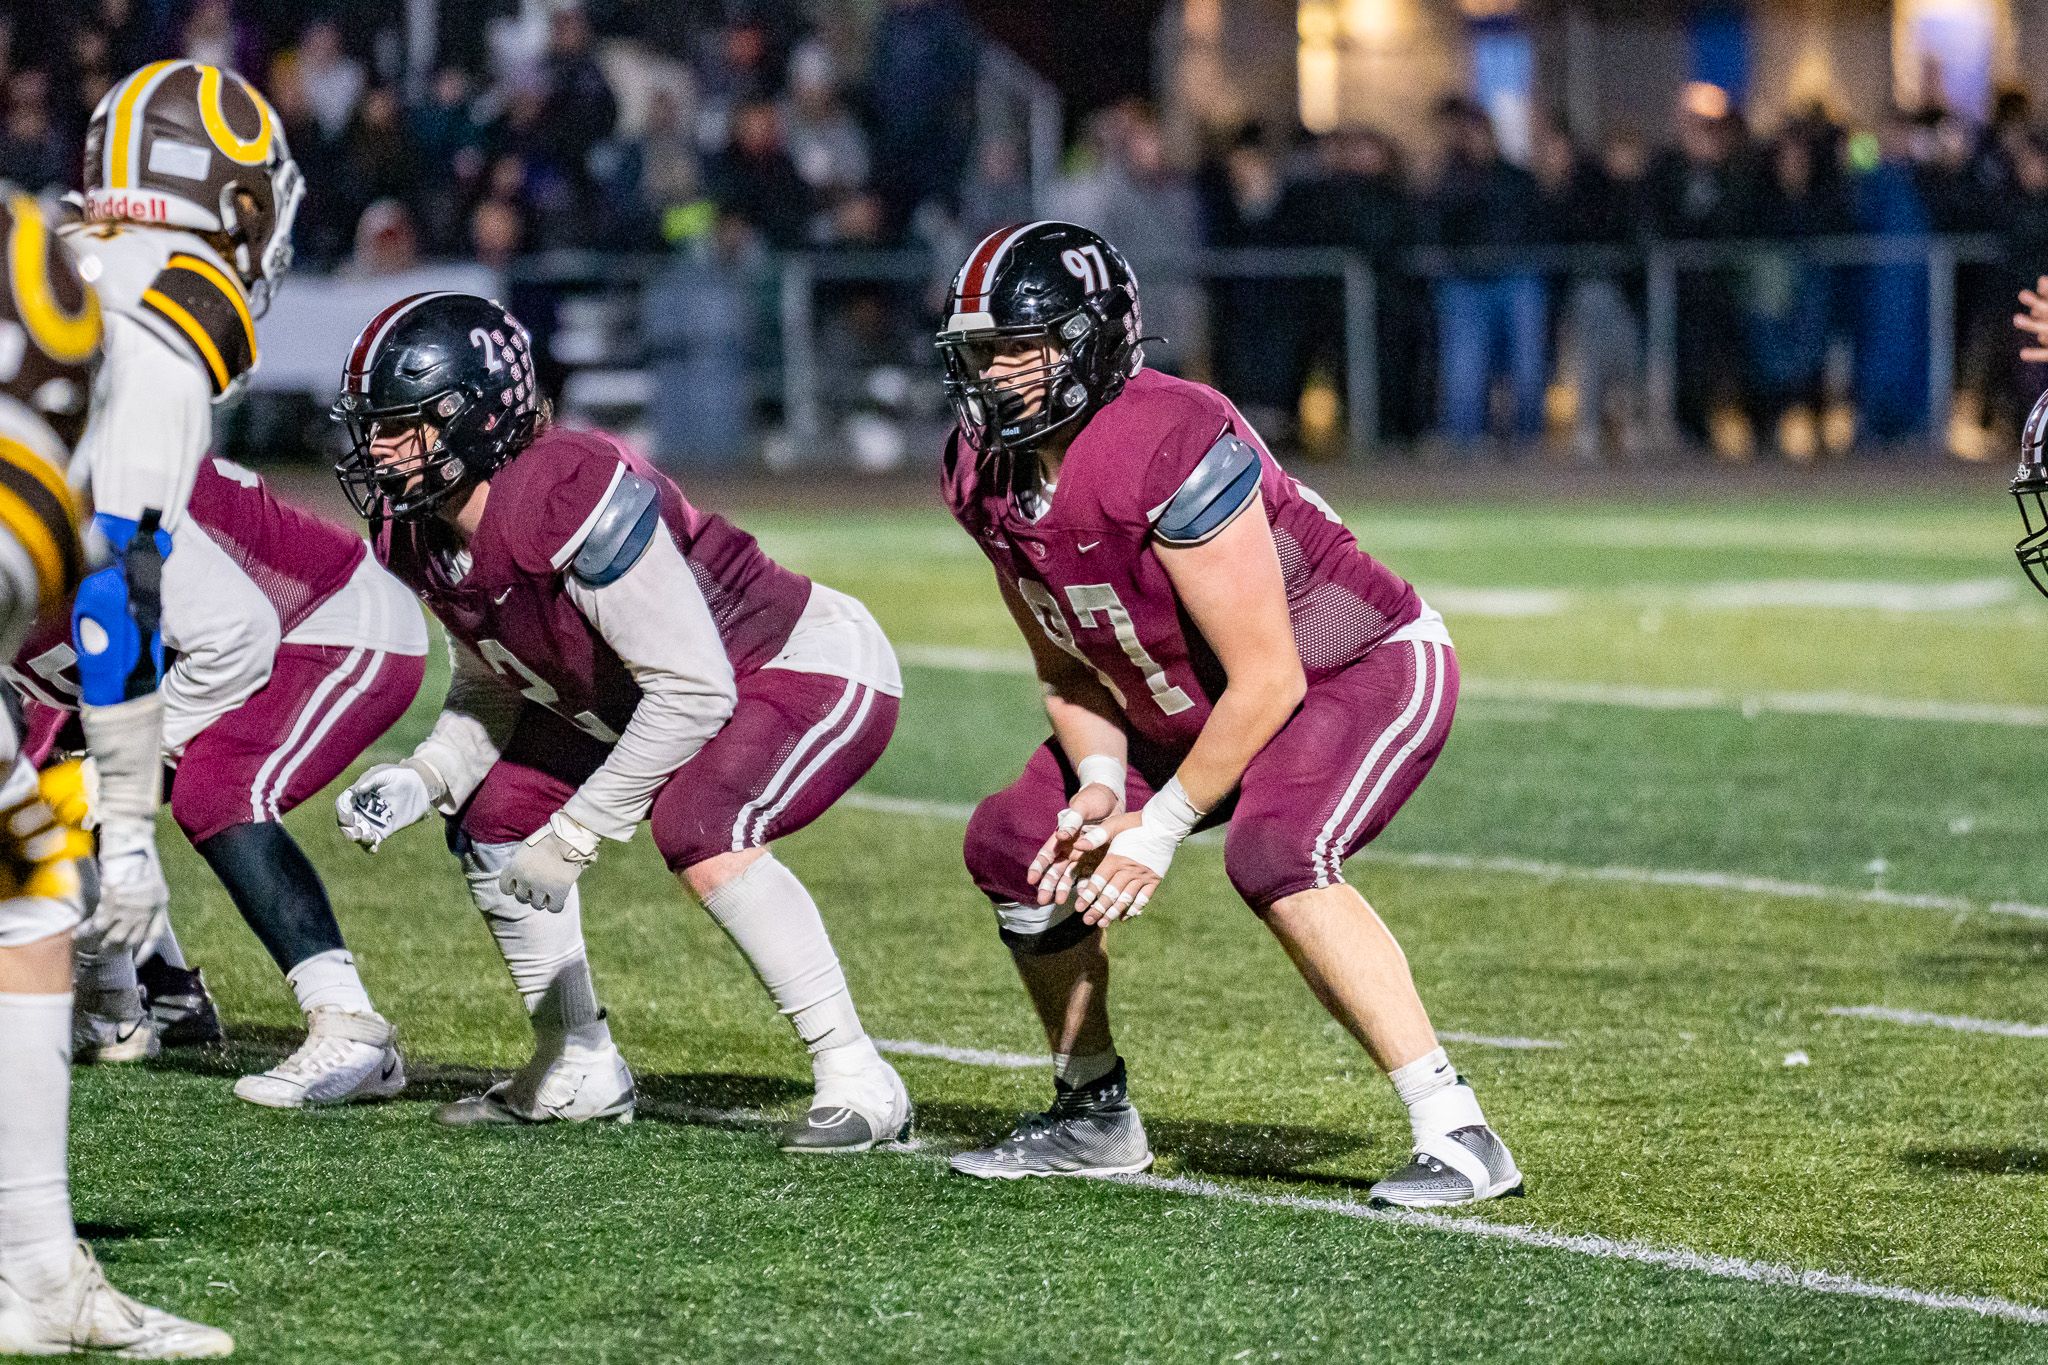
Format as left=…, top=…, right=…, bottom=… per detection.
left=493, top=430, right=632, bottom=577
left=1132, top=388, right=1237, bottom=524
left=938, top=431, right=983, bottom=534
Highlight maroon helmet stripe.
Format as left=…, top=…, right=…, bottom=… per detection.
left=955, top=225, right=1015, bottom=312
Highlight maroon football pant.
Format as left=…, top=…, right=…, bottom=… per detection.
left=171, top=643, right=428, bottom=843
left=461, top=669, right=898, bottom=870
left=965, top=637, right=1457, bottom=912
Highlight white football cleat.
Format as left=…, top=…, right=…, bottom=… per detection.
left=782, top=1049, right=913, bottom=1153
left=233, top=1008, right=405, bottom=1109
left=0, top=1242, right=232, bottom=1358
left=72, top=1009, right=160, bottom=1065
left=437, top=1042, right=635, bottom=1126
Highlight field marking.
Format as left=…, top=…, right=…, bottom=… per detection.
left=1826, top=1005, right=2048, bottom=1039
left=1437, top=1031, right=1565, bottom=1051
left=877, top=1038, right=1044, bottom=1069
left=837, top=791, right=2048, bottom=922
left=1113, top=1173, right=2048, bottom=1327
left=895, top=643, right=2048, bottom=730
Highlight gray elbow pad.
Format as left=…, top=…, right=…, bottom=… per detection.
left=571, top=470, right=662, bottom=587
left=1153, top=433, right=1262, bottom=546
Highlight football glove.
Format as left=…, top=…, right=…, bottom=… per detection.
left=336, top=760, right=442, bottom=852
left=0, top=759, right=93, bottom=904
left=500, top=811, right=601, bottom=913
left=84, top=811, right=169, bottom=956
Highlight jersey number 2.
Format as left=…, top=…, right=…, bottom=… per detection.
left=475, top=638, right=623, bottom=743
left=1016, top=579, right=1193, bottom=716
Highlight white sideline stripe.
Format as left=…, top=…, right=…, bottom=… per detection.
left=1438, top=1031, right=1566, bottom=1051
left=894, top=643, right=2048, bottom=729
left=1111, top=1173, right=2048, bottom=1327
left=876, top=1038, right=1045, bottom=1069
left=836, top=791, right=2048, bottom=922
left=1826, top=1005, right=2048, bottom=1039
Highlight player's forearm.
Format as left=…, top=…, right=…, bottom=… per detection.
left=408, top=707, right=503, bottom=813
left=562, top=682, right=735, bottom=841
left=1043, top=679, right=1128, bottom=774
left=1173, top=669, right=1305, bottom=812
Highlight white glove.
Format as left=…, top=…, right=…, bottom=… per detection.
left=83, top=813, right=168, bottom=956
left=499, top=810, right=601, bottom=913
left=336, top=760, right=442, bottom=852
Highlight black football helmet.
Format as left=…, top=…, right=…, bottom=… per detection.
left=331, top=292, right=541, bottom=523
left=2015, top=389, right=2048, bottom=598
left=936, top=221, right=1144, bottom=474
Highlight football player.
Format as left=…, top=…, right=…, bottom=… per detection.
left=57, top=60, right=302, bottom=967
left=936, top=222, right=1521, bottom=1206
left=12, top=455, right=428, bottom=1104
left=329, top=293, right=912, bottom=1149
left=0, top=191, right=231, bottom=1357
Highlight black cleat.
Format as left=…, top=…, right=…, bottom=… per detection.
left=137, top=960, right=225, bottom=1049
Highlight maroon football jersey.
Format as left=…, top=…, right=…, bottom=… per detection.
left=941, top=368, right=1421, bottom=755
left=379, top=427, right=811, bottom=745
left=187, top=458, right=367, bottom=636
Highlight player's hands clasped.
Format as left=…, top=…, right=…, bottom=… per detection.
left=336, top=761, right=438, bottom=852
left=500, top=810, right=601, bottom=913
left=1027, top=779, right=1124, bottom=907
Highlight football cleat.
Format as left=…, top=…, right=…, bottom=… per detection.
left=233, top=1008, right=404, bottom=1109
left=0, top=1242, right=232, bottom=1358
left=71, top=1009, right=159, bottom=1065
left=950, top=1059, right=1153, bottom=1180
left=137, top=961, right=225, bottom=1049
left=436, top=1042, right=635, bottom=1126
left=781, top=1052, right=913, bottom=1154
left=1367, top=1124, right=1524, bottom=1209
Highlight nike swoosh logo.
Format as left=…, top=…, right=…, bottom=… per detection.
left=381, top=1057, right=400, bottom=1081
left=493, top=587, right=512, bottom=604
left=1078, top=540, right=1101, bottom=553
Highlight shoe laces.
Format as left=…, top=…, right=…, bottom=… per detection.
left=270, top=1030, right=363, bottom=1081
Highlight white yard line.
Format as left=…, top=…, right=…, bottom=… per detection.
left=895, top=644, right=2048, bottom=729
left=876, top=1038, right=1045, bottom=1069
left=1826, top=1005, right=2048, bottom=1039
left=838, top=791, right=2048, bottom=922
left=1112, top=1173, right=2048, bottom=1327
left=1437, top=1031, right=1566, bottom=1051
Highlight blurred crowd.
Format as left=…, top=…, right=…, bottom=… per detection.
left=1, top=0, right=2043, bottom=461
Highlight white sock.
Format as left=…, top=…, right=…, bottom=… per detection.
left=149, top=921, right=187, bottom=970
left=0, top=992, right=77, bottom=1298
left=286, top=949, right=374, bottom=1016
left=464, top=844, right=612, bottom=1054
left=700, top=854, right=876, bottom=1067
left=1389, top=1045, right=1485, bottom=1144
left=1053, top=1049, right=1118, bottom=1089
left=73, top=948, right=142, bottom=1022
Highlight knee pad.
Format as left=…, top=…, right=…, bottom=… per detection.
left=993, top=899, right=1096, bottom=956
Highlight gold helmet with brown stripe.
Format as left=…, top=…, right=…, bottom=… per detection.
left=0, top=187, right=98, bottom=611
left=82, top=60, right=303, bottom=316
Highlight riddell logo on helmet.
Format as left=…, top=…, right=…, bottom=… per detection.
left=84, top=191, right=171, bottom=223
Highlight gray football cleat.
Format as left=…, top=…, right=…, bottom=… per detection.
left=1368, top=1123, right=1524, bottom=1208
left=71, top=1009, right=160, bottom=1065
left=950, top=1059, right=1154, bottom=1180
left=781, top=1054, right=913, bottom=1154
left=436, top=1042, right=635, bottom=1126
left=0, top=1242, right=233, bottom=1358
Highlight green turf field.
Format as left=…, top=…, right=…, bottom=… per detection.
left=67, top=488, right=2048, bottom=1363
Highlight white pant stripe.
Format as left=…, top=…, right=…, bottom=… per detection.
left=729, top=679, right=859, bottom=851
left=746, top=684, right=874, bottom=848
left=263, top=649, right=386, bottom=821
left=1329, top=642, right=1449, bottom=880
left=247, top=646, right=365, bottom=825
left=1311, top=640, right=1433, bottom=888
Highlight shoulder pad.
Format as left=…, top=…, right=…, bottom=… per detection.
left=569, top=468, right=661, bottom=588
left=134, top=251, right=256, bottom=397
left=1153, top=432, right=1262, bottom=546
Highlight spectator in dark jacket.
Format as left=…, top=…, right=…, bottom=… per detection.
left=1743, top=134, right=1850, bottom=454
left=868, top=0, right=976, bottom=239
left=1644, top=82, right=1749, bottom=448
left=1424, top=97, right=1547, bottom=446
left=705, top=99, right=811, bottom=249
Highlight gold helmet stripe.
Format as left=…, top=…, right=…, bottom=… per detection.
left=7, top=196, right=100, bottom=365
left=106, top=59, right=182, bottom=189
left=197, top=66, right=274, bottom=166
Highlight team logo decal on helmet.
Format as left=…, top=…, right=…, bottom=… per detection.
left=331, top=292, right=542, bottom=523
left=83, top=61, right=304, bottom=316
left=935, top=220, right=1144, bottom=470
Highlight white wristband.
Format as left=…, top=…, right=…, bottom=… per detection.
left=1105, top=776, right=1204, bottom=878
left=1075, top=754, right=1127, bottom=797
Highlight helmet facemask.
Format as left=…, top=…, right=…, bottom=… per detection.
left=2015, top=389, right=2048, bottom=599
left=938, top=289, right=1141, bottom=463
left=332, top=388, right=486, bottom=523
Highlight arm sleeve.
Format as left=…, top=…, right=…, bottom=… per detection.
left=410, top=634, right=521, bottom=814
left=559, top=529, right=738, bottom=841
left=156, top=526, right=282, bottom=756
left=73, top=313, right=211, bottom=531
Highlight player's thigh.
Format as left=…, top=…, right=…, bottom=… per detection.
left=172, top=644, right=394, bottom=841
left=650, top=671, right=897, bottom=872
left=461, top=705, right=611, bottom=845
left=264, top=648, right=427, bottom=820
left=1226, top=638, right=1458, bottom=910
